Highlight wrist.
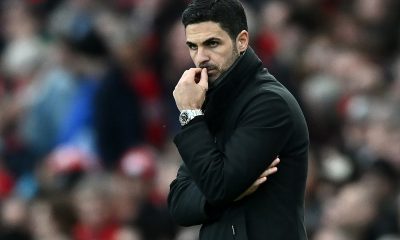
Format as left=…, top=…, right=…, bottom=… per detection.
left=179, top=109, right=204, bottom=126
left=178, top=105, right=203, bottom=111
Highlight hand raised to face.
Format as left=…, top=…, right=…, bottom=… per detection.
left=173, top=68, right=208, bottom=111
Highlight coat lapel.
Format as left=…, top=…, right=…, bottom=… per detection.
left=202, top=48, right=262, bottom=134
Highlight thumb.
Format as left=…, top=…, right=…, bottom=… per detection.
left=198, top=68, right=208, bottom=90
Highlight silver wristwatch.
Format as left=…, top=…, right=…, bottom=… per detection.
left=179, top=109, right=203, bottom=126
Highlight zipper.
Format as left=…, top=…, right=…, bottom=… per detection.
left=232, top=225, right=236, bottom=239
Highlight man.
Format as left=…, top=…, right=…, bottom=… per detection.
left=168, top=0, right=309, bottom=239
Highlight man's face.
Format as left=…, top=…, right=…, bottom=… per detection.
left=185, top=21, right=240, bottom=83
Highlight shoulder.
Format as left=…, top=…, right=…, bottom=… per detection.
left=242, top=69, right=294, bottom=108
left=235, top=69, right=305, bottom=123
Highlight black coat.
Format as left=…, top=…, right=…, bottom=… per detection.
left=168, top=48, right=309, bottom=240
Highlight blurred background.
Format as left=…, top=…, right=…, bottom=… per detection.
left=0, top=0, right=399, bottom=239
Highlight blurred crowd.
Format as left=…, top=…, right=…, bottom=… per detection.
left=0, top=0, right=399, bottom=239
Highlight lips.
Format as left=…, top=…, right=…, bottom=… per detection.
left=199, top=63, right=216, bottom=70
left=205, top=67, right=218, bottom=74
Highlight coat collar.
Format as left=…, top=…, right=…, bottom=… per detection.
left=203, top=47, right=263, bottom=133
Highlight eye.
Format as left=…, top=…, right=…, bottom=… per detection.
left=208, top=41, right=219, bottom=48
left=187, top=43, right=197, bottom=50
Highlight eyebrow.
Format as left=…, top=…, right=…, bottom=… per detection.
left=186, top=37, right=222, bottom=47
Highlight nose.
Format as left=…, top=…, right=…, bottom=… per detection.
left=196, top=47, right=210, bottom=66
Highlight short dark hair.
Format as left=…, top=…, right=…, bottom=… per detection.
left=182, top=0, right=248, bottom=40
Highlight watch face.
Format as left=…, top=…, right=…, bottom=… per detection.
left=180, top=112, right=189, bottom=125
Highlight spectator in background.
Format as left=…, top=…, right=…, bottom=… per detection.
left=361, top=161, right=399, bottom=239
left=32, top=145, right=100, bottom=196
left=0, top=196, right=31, bottom=240
left=18, top=37, right=78, bottom=166
left=114, top=225, right=143, bottom=240
left=116, top=145, right=177, bottom=240
left=55, top=28, right=113, bottom=163
left=29, top=195, right=77, bottom=240
left=317, top=183, right=378, bottom=239
left=0, top=0, right=47, bottom=176
left=0, top=159, right=15, bottom=199
left=72, top=174, right=120, bottom=240
left=50, top=25, right=145, bottom=169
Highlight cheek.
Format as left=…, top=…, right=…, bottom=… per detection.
left=212, top=51, right=228, bottom=68
left=220, top=46, right=236, bottom=66
left=219, top=52, right=234, bottom=70
left=189, top=52, right=196, bottom=64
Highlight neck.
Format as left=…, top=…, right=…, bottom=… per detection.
left=209, top=50, right=245, bottom=89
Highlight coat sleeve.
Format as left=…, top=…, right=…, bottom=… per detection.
left=173, top=92, right=294, bottom=206
left=168, top=163, right=220, bottom=226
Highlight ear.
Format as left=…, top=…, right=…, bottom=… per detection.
left=236, top=30, right=249, bottom=53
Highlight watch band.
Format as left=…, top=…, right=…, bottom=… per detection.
left=179, top=109, right=203, bottom=126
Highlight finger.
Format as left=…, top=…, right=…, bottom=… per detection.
left=235, top=176, right=267, bottom=202
left=189, top=68, right=203, bottom=77
left=176, top=71, right=188, bottom=86
left=254, top=176, right=267, bottom=186
left=180, top=68, right=202, bottom=83
left=259, top=167, right=278, bottom=178
left=180, top=70, right=190, bottom=79
left=197, top=68, right=209, bottom=90
left=269, top=157, right=280, bottom=168
left=247, top=178, right=266, bottom=194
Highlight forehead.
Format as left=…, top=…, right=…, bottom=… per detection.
left=185, top=21, right=231, bottom=43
